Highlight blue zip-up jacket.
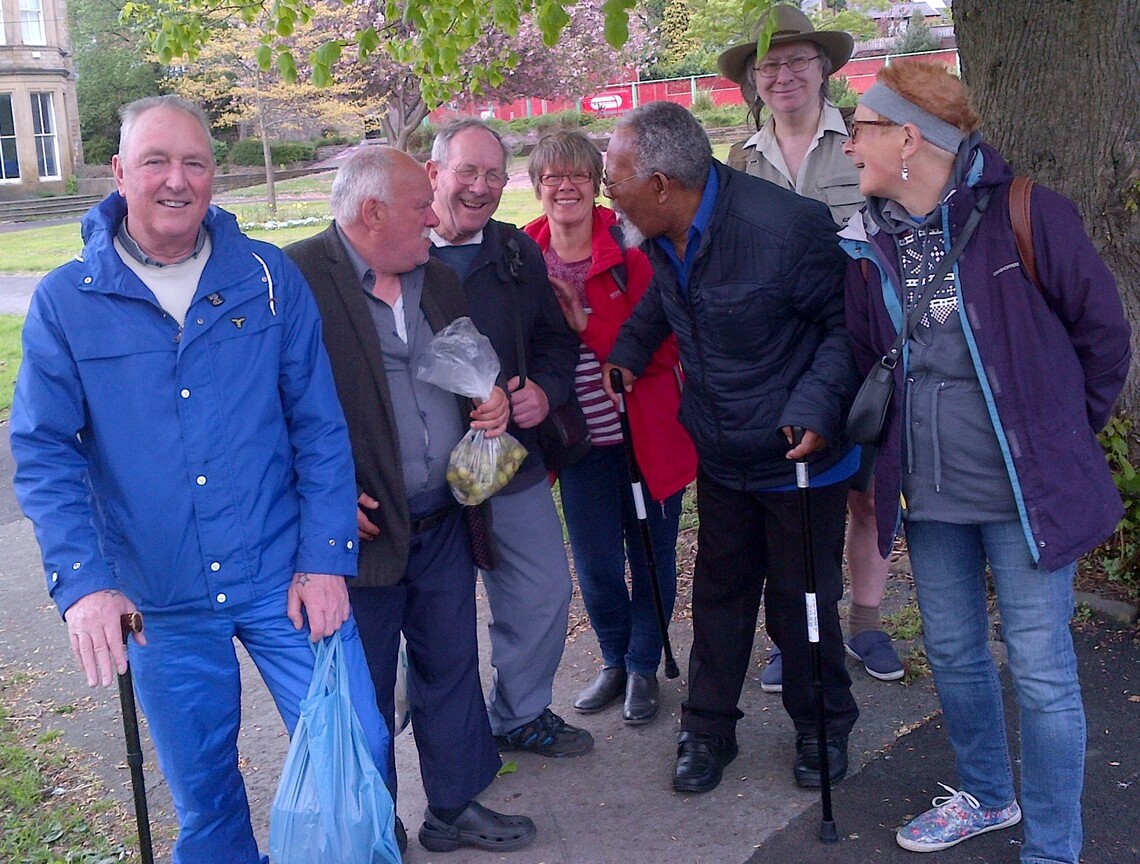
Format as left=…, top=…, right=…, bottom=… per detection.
left=609, top=161, right=859, bottom=490
left=11, top=193, right=359, bottom=616
left=840, top=144, right=1130, bottom=571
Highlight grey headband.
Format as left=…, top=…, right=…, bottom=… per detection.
left=860, top=83, right=966, bottom=154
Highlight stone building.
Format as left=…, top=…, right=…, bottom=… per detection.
left=0, top=0, right=82, bottom=199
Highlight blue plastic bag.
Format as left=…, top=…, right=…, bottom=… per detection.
left=269, top=631, right=402, bottom=864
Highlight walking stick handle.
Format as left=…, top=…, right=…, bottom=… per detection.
left=120, top=612, right=144, bottom=644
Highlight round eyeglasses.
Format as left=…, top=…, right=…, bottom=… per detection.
left=443, top=163, right=508, bottom=189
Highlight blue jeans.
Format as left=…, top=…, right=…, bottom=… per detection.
left=130, top=584, right=386, bottom=864
left=557, top=444, right=683, bottom=675
left=906, top=520, right=1085, bottom=864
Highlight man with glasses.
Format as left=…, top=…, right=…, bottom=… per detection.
left=601, top=100, right=861, bottom=795
left=426, top=120, right=591, bottom=761
left=719, top=4, right=905, bottom=693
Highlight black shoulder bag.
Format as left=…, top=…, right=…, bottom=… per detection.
left=504, top=236, right=591, bottom=472
left=846, top=189, right=993, bottom=446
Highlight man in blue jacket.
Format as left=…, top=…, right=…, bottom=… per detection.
left=10, top=96, right=386, bottom=864
left=603, top=101, right=862, bottom=794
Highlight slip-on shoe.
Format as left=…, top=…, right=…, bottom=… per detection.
left=623, top=671, right=659, bottom=725
left=574, top=666, right=626, bottom=713
left=793, top=732, right=849, bottom=788
left=673, top=730, right=739, bottom=794
left=418, top=801, right=536, bottom=853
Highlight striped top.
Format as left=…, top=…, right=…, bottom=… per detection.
left=544, top=247, right=623, bottom=446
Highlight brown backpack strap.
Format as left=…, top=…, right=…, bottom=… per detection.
left=1009, top=176, right=1040, bottom=290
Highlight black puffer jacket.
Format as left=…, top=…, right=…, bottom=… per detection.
left=609, top=162, right=859, bottom=490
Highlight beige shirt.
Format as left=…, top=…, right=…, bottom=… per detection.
left=727, top=101, right=863, bottom=227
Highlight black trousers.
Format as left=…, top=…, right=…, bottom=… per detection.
left=682, top=468, right=859, bottom=741
left=349, top=507, right=501, bottom=810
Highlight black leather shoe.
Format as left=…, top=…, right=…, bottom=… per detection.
left=394, top=815, right=408, bottom=855
left=418, top=801, right=537, bottom=853
left=793, top=733, right=849, bottom=788
left=623, top=671, right=659, bottom=725
left=673, top=730, right=739, bottom=794
left=574, top=667, right=626, bottom=713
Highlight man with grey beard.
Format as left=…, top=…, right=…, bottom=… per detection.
left=601, top=100, right=862, bottom=796
left=286, top=146, right=536, bottom=855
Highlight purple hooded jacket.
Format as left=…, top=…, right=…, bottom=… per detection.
left=839, top=143, right=1131, bottom=571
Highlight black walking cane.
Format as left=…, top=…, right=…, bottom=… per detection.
left=609, top=368, right=680, bottom=679
left=118, top=612, right=154, bottom=864
left=792, top=428, right=838, bottom=842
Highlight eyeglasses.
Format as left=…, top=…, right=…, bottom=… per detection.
left=754, top=53, right=821, bottom=78
left=442, top=163, right=508, bottom=189
left=539, top=171, right=593, bottom=187
left=844, top=118, right=899, bottom=143
left=600, top=171, right=642, bottom=194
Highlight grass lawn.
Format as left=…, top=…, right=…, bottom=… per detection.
left=0, top=315, right=22, bottom=419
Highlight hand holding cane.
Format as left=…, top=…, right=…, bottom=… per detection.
left=608, top=367, right=680, bottom=679
left=792, top=428, right=838, bottom=843
left=118, top=612, right=154, bottom=864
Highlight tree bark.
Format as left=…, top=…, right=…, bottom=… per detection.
left=956, top=1, right=1140, bottom=413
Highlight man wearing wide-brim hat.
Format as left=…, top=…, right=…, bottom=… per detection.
left=718, top=0, right=908, bottom=770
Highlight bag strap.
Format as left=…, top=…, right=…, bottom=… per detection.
left=880, top=188, right=994, bottom=370
left=1009, top=176, right=1040, bottom=291
left=505, top=235, right=529, bottom=388
left=607, top=223, right=629, bottom=293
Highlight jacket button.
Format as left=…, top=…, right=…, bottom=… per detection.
left=210, top=561, right=221, bottom=572
left=50, top=571, right=58, bottom=583
left=216, top=593, right=227, bottom=604
left=346, top=540, right=354, bottom=550
left=180, top=389, right=190, bottom=398
left=196, top=475, right=207, bottom=485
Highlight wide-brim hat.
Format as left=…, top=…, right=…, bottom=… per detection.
left=717, top=3, right=854, bottom=85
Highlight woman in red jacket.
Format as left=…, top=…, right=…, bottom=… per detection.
left=525, top=130, right=697, bottom=725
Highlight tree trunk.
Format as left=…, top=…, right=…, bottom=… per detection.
left=255, top=68, right=277, bottom=216
left=378, top=76, right=429, bottom=153
left=956, top=1, right=1140, bottom=414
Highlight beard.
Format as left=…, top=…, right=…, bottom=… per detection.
left=614, top=209, right=647, bottom=248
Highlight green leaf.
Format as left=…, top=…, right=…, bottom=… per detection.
left=497, top=760, right=518, bottom=776
left=255, top=42, right=272, bottom=70
left=277, top=49, right=297, bottom=82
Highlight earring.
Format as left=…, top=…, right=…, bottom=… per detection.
left=900, top=160, right=910, bottom=182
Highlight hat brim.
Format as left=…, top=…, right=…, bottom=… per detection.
left=717, top=31, right=853, bottom=86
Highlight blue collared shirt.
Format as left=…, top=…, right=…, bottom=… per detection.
left=654, top=164, right=718, bottom=296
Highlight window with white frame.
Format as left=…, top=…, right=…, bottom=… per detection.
left=19, top=0, right=46, bottom=45
left=31, top=92, right=60, bottom=179
left=0, top=95, right=19, bottom=181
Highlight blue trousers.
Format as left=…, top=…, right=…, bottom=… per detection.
left=558, top=443, right=684, bottom=674
left=906, top=519, right=1085, bottom=864
left=129, top=583, right=385, bottom=864
left=349, top=506, right=501, bottom=809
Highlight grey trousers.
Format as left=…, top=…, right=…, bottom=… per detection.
left=483, top=479, right=573, bottom=734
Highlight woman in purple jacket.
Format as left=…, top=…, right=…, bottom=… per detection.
left=839, top=62, right=1130, bottom=863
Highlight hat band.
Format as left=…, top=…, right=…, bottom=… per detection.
left=860, top=83, right=966, bottom=154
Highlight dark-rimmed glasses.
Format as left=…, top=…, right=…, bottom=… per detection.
left=539, top=171, right=593, bottom=187
left=754, top=53, right=821, bottom=78
left=442, top=163, right=508, bottom=189
left=845, top=118, right=899, bottom=143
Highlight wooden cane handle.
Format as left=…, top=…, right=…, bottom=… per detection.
left=120, top=612, right=144, bottom=641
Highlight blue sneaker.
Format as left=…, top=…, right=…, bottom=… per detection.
left=896, top=783, right=1021, bottom=852
left=846, top=629, right=905, bottom=681
left=760, top=646, right=782, bottom=693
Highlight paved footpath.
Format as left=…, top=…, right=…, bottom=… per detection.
left=0, top=419, right=1136, bottom=863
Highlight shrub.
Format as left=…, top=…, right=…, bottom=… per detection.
left=212, top=138, right=228, bottom=166
left=228, top=138, right=316, bottom=167
left=83, top=136, right=117, bottom=166
left=1093, top=414, right=1140, bottom=598
left=691, top=88, right=716, bottom=114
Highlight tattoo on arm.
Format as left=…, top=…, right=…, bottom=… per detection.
left=293, top=572, right=312, bottom=587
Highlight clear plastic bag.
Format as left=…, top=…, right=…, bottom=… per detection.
left=417, top=317, right=527, bottom=506
left=268, top=631, right=402, bottom=864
